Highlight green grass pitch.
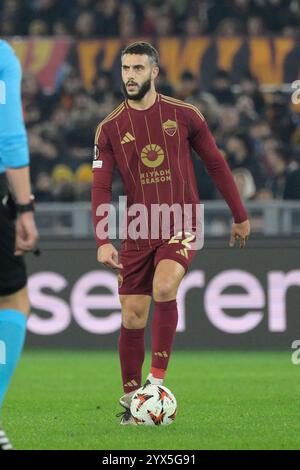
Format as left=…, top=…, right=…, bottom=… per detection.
left=2, top=350, right=299, bottom=450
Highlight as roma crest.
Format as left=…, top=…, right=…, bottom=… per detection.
left=162, top=119, right=177, bottom=137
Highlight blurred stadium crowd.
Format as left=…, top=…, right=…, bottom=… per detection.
left=1, top=0, right=300, bottom=203
left=2, top=0, right=300, bottom=38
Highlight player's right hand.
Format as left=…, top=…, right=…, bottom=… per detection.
left=15, top=212, right=39, bottom=256
left=229, top=219, right=250, bottom=249
left=97, top=243, right=123, bottom=270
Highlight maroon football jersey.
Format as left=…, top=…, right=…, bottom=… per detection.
left=92, top=93, right=247, bottom=248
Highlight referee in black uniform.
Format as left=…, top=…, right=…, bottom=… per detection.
left=0, top=39, right=38, bottom=450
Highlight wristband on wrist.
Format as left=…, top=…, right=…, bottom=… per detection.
left=16, top=195, right=35, bottom=214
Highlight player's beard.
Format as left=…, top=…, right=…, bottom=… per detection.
left=122, top=77, right=152, bottom=101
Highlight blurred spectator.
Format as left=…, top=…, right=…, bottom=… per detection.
left=176, top=71, right=199, bottom=101
left=215, top=105, right=240, bottom=141
left=119, top=17, right=137, bottom=39
left=183, top=16, right=206, bottom=37
left=261, top=136, right=282, bottom=155
left=210, top=70, right=235, bottom=105
left=140, top=3, right=158, bottom=35
left=231, top=0, right=255, bottom=23
left=189, top=94, right=220, bottom=130
left=249, top=120, right=272, bottom=155
left=156, top=67, right=175, bottom=97
left=28, top=19, right=49, bottom=36
left=119, top=2, right=137, bottom=29
left=256, top=0, right=289, bottom=33
left=51, top=164, right=75, bottom=202
left=233, top=168, right=257, bottom=200
left=34, top=173, right=55, bottom=202
left=52, top=20, right=71, bottom=36
left=239, top=72, right=265, bottom=114
left=153, top=14, right=174, bottom=37
left=75, top=12, right=97, bottom=38
left=75, top=0, right=95, bottom=15
left=57, top=72, right=85, bottom=111
left=207, top=0, right=234, bottom=32
left=216, top=18, right=242, bottom=37
left=267, top=93, right=297, bottom=142
left=74, top=163, right=93, bottom=201
left=95, top=0, right=119, bottom=37
left=236, top=95, right=258, bottom=128
left=254, top=188, right=274, bottom=201
left=247, top=16, right=266, bottom=35
left=28, top=128, right=60, bottom=184
left=225, top=134, right=266, bottom=189
left=92, top=71, right=114, bottom=102
left=22, top=71, right=56, bottom=125
left=264, top=146, right=288, bottom=198
left=283, top=152, right=300, bottom=199
left=249, top=120, right=272, bottom=141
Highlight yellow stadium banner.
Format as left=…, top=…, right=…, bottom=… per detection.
left=9, top=37, right=300, bottom=91
left=78, top=37, right=300, bottom=89
left=9, top=38, right=72, bottom=92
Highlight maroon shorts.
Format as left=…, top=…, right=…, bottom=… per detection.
left=118, top=235, right=198, bottom=296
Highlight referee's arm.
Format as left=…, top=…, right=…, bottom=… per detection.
left=0, top=42, right=38, bottom=255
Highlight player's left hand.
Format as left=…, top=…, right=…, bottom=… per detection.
left=229, top=219, right=250, bottom=249
left=15, top=212, right=39, bottom=256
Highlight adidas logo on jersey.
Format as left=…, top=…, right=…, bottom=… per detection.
left=121, top=132, right=135, bottom=144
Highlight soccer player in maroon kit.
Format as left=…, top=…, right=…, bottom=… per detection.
left=92, top=42, right=250, bottom=424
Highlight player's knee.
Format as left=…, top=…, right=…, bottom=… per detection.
left=122, top=310, right=146, bottom=329
left=120, top=299, right=147, bottom=329
left=120, top=295, right=150, bottom=328
left=122, top=313, right=137, bottom=329
left=153, top=278, right=177, bottom=301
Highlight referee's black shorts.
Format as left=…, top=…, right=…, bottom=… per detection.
left=0, top=192, right=27, bottom=296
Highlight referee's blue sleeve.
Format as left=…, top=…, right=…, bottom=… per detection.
left=0, top=41, right=29, bottom=169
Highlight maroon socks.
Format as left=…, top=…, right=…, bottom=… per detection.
left=151, top=299, right=178, bottom=380
left=118, top=299, right=178, bottom=393
left=118, top=325, right=145, bottom=394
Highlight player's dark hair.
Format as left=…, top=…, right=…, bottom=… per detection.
left=121, top=42, right=159, bottom=67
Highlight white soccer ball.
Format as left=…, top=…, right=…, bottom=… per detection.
left=130, top=384, right=177, bottom=426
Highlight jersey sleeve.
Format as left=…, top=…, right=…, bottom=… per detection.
left=0, top=41, right=29, bottom=169
left=188, top=108, right=248, bottom=223
left=91, top=123, right=116, bottom=247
